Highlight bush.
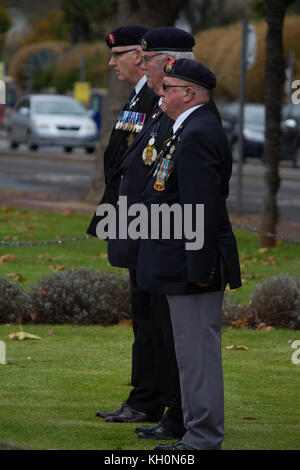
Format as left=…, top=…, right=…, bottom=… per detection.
left=27, top=268, right=131, bottom=326
left=222, top=294, right=249, bottom=327
left=248, top=275, right=300, bottom=330
left=0, top=275, right=28, bottom=324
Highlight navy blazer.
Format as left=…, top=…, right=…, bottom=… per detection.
left=135, top=104, right=242, bottom=295
left=87, top=81, right=158, bottom=237
left=107, top=109, right=174, bottom=268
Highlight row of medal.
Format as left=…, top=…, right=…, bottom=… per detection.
left=152, top=131, right=181, bottom=192
left=115, top=111, right=146, bottom=133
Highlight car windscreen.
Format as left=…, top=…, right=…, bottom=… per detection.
left=244, top=106, right=265, bottom=125
left=33, top=100, right=86, bottom=115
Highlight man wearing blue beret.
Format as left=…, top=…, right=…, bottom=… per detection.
left=135, top=58, right=242, bottom=450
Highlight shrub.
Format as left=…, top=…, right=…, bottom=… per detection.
left=249, top=275, right=300, bottom=329
left=222, top=294, right=250, bottom=327
left=0, top=275, right=28, bottom=324
left=27, top=268, right=131, bottom=326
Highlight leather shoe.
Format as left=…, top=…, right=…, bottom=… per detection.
left=105, top=405, right=158, bottom=423
left=136, top=424, right=183, bottom=440
left=154, top=441, right=197, bottom=451
left=154, top=441, right=221, bottom=450
left=95, top=401, right=127, bottom=418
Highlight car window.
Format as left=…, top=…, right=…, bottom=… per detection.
left=244, top=105, right=265, bottom=125
left=33, top=99, right=86, bottom=115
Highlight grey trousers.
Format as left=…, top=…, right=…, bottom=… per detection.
left=167, top=286, right=225, bottom=450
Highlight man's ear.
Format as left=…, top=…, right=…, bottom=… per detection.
left=183, top=86, right=195, bottom=102
left=135, top=48, right=143, bottom=64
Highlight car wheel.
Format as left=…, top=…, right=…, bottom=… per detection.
left=85, top=147, right=95, bottom=154
left=7, top=129, right=19, bottom=149
left=27, top=131, right=38, bottom=151
left=64, top=146, right=73, bottom=153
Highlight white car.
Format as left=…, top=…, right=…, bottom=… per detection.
left=7, top=94, right=98, bottom=153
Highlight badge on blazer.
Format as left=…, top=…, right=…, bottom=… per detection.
left=142, top=123, right=160, bottom=165
left=107, top=33, right=115, bottom=45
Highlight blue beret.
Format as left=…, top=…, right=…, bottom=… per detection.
left=164, top=58, right=216, bottom=89
left=140, top=27, right=195, bottom=52
left=106, top=26, right=148, bottom=48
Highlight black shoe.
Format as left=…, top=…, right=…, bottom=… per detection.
left=105, top=405, right=158, bottom=423
left=95, top=401, right=127, bottom=419
left=154, top=441, right=221, bottom=451
left=137, top=424, right=183, bottom=440
left=154, top=441, right=196, bottom=451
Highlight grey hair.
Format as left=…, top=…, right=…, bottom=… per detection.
left=159, top=51, right=195, bottom=60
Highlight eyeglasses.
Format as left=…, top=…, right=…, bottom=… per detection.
left=110, top=48, right=137, bottom=59
left=142, top=53, right=164, bottom=64
left=162, top=83, right=189, bottom=90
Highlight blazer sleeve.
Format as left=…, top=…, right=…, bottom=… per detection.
left=176, top=127, right=222, bottom=284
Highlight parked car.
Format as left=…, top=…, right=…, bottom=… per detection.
left=220, top=102, right=300, bottom=167
left=7, top=94, right=99, bottom=153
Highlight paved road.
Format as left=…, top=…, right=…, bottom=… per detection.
left=0, top=148, right=300, bottom=223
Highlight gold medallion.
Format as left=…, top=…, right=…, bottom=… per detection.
left=153, top=180, right=165, bottom=191
left=142, top=146, right=157, bottom=165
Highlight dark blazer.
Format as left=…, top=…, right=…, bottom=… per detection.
left=87, top=80, right=159, bottom=237
left=135, top=104, right=242, bottom=295
left=107, top=109, right=174, bottom=269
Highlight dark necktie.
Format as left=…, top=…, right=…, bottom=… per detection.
left=127, top=89, right=136, bottom=106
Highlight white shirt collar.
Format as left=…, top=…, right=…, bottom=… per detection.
left=173, top=104, right=204, bottom=134
left=134, top=75, right=147, bottom=96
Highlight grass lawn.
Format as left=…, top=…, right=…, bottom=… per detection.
left=0, top=206, right=299, bottom=450
left=0, top=324, right=299, bottom=450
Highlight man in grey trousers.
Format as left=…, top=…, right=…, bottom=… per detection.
left=135, top=58, right=242, bottom=450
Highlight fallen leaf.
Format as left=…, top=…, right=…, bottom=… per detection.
left=49, top=264, right=65, bottom=271
left=257, top=323, right=275, bottom=331
left=0, top=254, right=17, bottom=263
left=241, top=417, right=258, bottom=421
left=37, top=253, right=48, bottom=259
left=225, top=345, right=249, bottom=351
left=63, top=209, right=75, bottom=216
left=118, top=319, right=132, bottom=326
left=258, top=248, right=269, bottom=253
left=48, top=330, right=55, bottom=336
left=100, top=253, right=108, bottom=259
left=9, top=331, right=41, bottom=341
left=7, top=273, right=26, bottom=282
left=233, top=315, right=253, bottom=328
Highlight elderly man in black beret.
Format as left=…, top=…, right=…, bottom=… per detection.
left=87, top=26, right=162, bottom=424
left=135, top=59, right=242, bottom=450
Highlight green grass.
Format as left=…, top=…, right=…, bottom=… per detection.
left=0, top=206, right=300, bottom=450
left=0, top=205, right=300, bottom=304
left=0, top=325, right=299, bottom=450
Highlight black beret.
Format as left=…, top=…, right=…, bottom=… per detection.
left=106, top=26, right=148, bottom=48
left=164, top=58, right=216, bottom=89
left=140, top=27, right=195, bottom=52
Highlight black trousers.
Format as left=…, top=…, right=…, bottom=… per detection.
left=127, top=269, right=185, bottom=434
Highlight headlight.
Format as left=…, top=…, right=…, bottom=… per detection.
left=35, top=122, right=50, bottom=129
left=243, top=128, right=264, bottom=142
left=86, top=122, right=97, bottom=132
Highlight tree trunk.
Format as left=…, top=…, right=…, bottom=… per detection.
left=260, top=0, right=293, bottom=247
left=84, top=0, right=183, bottom=203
